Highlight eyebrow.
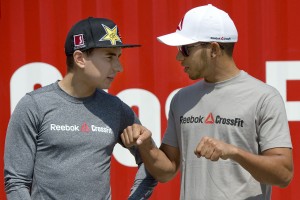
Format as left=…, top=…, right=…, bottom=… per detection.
left=105, top=51, right=122, bottom=58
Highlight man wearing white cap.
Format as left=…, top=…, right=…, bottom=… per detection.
left=121, top=4, right=294, bottom=200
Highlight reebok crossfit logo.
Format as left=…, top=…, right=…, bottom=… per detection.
left=50, top=124, right=80, bottom=131
left=205, top=113, right=214, bottom=124
left=81, top=123, right=90, bottom=132
left=180, top=115, right=204, bottom=124
left=50, top=123, right=113, bottom=134
left=210, top=36, right=232, bottom=41
left=180, top=112, right=244, bottom=127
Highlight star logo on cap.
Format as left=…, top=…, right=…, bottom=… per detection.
left=99, top=24, right=121, bottom=45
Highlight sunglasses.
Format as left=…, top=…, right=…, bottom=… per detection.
left=178, top=42, right=224, bottom=57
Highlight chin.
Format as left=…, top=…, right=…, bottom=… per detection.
left=189, top=75, right=198, bottom=80
left=97, top=85, right=109, bottom=90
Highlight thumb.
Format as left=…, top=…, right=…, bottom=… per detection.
left=137, top=138, right=143, bottom=145
left=136, top=127, right=151, bottom=146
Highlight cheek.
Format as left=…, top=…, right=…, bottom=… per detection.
left=200, top=50, right=209, bottom=62
left=190, top=52, right=209, bottom=74
left=86, top=65, right=101, bottom=77
left=86, top=60, right=110, bottom=77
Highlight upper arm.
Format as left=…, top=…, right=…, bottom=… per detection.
left=4, top=95, right=38, bottom=193
left=262, top=147, right=293, bottom=171
left=258, top=93, right=292, bottom=151
left=262, top=147, right=294, bottom=187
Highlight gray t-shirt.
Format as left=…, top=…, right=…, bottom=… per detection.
left=4, top=82, right=156, bottom=200
left=163, top=71, right=292, bottom=200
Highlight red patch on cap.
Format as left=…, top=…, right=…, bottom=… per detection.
left=74, top=34, right=84, bottom=47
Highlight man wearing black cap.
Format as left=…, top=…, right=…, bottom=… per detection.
left=4, top=17, right=157, bottom=200
left=121, top=4, right=293, bottom=200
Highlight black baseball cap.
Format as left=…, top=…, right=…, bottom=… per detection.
left=65, top=17, right=140, bottom=55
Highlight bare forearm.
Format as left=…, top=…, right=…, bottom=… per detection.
left=138, top=140, right=178, bottom=182
left=230, top=147, right=293, bottom=187
left=195, top=136, right=293, bottom=187
left=121, top=124, right=180, bottom=182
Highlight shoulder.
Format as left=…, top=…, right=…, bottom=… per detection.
left=27, top=83, right=57, bottom=100
left=177, top=81, right=203, bottom=96
left=15, top=83, right=56, bottom=107
left=95, top=89, right=133, bottom=112
left=95, top=90, right=138, bottom=126
left=241, top=71, right=281, bottom=97
left=95, top=89, right=124, bottom=105
left=171, top=81, right=204, bottom=103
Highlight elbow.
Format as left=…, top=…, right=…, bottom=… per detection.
left=147, top=165, right=179, bottom=183
left=277, top=166, right=294, bottom=188
left=278, top=172, right=294, bottom=188
left=157, top=176, right=171, bottom=183
left=278, top=180, right=292, bottom=188
left=153, top=173, right=175, bottom=183
left=277, top=149, right=294, bottom=188
left=156, top=177, right=172, bottom=183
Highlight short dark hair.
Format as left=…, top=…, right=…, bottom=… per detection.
left=221, top=43, right=235, bottom=57
left=198, top=42, right=235, bottom=57
left=66, top=48, right=95, bottom=72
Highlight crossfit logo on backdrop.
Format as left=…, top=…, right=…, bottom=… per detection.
left=180, top=112, right=244, bottom=127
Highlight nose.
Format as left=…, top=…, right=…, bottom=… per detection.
left=176, top=50, right=184, bottom=61
left=114, top=59, right=123, bottom=72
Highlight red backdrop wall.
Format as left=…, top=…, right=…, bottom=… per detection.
left=0, top=0, right=299, bottom=199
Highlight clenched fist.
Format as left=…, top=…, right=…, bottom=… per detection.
left=194, top=136, right=237, bottom=161
left=121, top=124, right=152, bottom=148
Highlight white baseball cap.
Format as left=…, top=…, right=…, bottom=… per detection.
left=157, top=4, right=238, bottom=46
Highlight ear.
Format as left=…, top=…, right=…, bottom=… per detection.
left=210, top=42, right=222, bottom=57
left=73, top=50, right=85, bottom=69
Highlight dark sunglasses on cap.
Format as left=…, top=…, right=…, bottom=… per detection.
left=178, top=42, right=224, bottom=57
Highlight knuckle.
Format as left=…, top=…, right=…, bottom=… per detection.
left=202, top=136, right=209, bottom=140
